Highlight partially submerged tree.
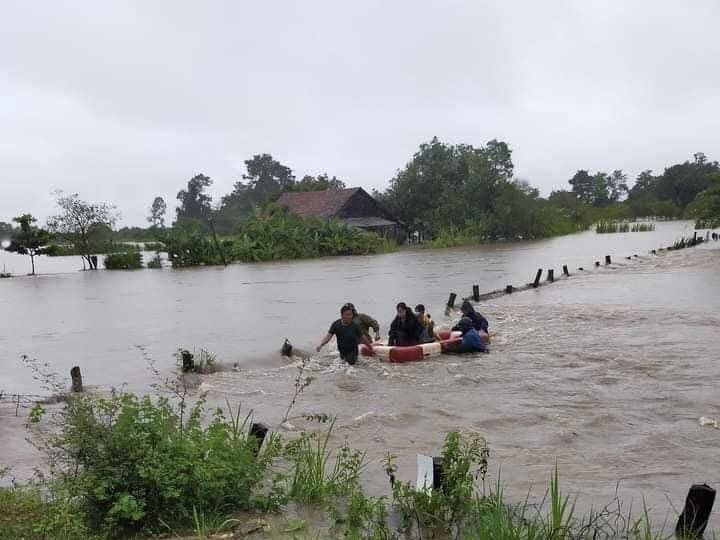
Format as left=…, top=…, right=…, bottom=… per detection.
left=47, top=192, right=119, bottom=270
left=7, top=214, right=51, bottom=275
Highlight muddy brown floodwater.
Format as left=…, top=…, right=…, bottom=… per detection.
left=1, top=221, right=719, bottom=531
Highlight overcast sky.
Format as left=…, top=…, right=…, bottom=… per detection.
left=2, top=1, right=719, bottom=226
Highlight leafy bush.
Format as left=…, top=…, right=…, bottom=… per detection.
left=103, top=250, right=142, bottom=269
left=232, top=206, right=385, bottom=262
left=163, top=218, right=227, bottom=268
left=386, top=432, right=488, bottom=538
left=0, top=482, right=98, bottom=540
left=46, top=392, right=279, bottom=537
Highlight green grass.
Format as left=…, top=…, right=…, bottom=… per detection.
left=284, top=419, right=366, bottom=504
left=596, top=221, right=655, bottom=233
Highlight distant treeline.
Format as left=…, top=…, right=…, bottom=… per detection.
left=2, top=143, right=719, bottom=273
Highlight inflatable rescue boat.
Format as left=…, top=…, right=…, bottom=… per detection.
left=360, top=330, right=462, bottom=363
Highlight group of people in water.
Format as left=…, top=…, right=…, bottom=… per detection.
left=316, top=300, right=489, bottom=365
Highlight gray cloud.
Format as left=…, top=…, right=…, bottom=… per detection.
left=2, top=0, right=719, bottom=225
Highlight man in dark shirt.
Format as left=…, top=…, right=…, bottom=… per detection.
left=317, top=304, right=374, bottom=365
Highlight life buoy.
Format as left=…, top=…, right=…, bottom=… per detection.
left=360, top=330, right=463, bottom=363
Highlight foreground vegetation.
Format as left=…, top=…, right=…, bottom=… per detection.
left=1, top=386, right=709, bottom=540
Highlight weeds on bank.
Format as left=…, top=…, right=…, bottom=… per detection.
left=284, top=419, right=365, bottom=504
left=2, top=356, right=710, bottom=540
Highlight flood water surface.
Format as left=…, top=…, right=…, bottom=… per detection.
left=1, top=221, right=719, bottom=530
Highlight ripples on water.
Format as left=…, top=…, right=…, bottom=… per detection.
left=1, top=222, right=719, bottom=528
left=204, top=246, right=720, bottom=529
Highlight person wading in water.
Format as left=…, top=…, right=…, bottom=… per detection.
left=345, top=302, right=381, bottom=342
left=317, top=304, right=374, bottom=365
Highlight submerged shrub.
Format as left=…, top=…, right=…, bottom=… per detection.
left=104, top=250, right=142, bottom=270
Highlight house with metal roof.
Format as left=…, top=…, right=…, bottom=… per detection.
left=276, top=188, right=405, bottom=240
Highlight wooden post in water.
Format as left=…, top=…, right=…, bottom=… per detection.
left=249, top=422, right=269, bottom=456
left=432, top=457, right=445, bottom=491
left=605, top=255, right=611, bottom=265
left=70, top=366, right=83, bottom=393
left=532, top=269, right=542, bottom=288
left=562, top=265, right=569, bottom=276
left=505, top=285, right=513, bottom=294
left=547, top=269, right=555, bottom=282
left=447, top=293, right=457, bottom=309
left=472, top=285, right=480, bottom=302
left=676, top=484, right=715, bottom=538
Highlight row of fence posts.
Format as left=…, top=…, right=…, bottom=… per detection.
left=446, top=229, right=720, bottom=310
left=440, top=233, right=718, bottom=535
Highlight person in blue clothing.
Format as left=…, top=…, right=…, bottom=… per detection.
left=452, top=300, right=489, bottom=333
left=448, top=317, right=487, bottom=353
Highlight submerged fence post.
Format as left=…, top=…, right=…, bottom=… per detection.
left=676, top=484, right=715, bottom=538
left=432, top=457, right=445, bottom=491
left=472, top=285, right=480, bottom=302
left=532, top=269, right=542, bottom=288
left=70, top=366, right=83, bottom=393
left=249, top=422, right=269, bottom=456
left=605, top=255, right=612, bottom=265
left=447, top=293, right=457, bottom=309
left=562, top=265, right=569, bottom=276
left=547, top=269, right=555, bottom=282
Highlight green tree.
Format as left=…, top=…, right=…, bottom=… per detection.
left=591, top=172, right=610, bottom=207
left=607, top=169, right=628, bottom=203
left=176, top=174, right=213, bottom=223
left=47, top=192, right=118, bottom=270
left=242, top=153, right=295, bottom=203
left=7, top=214, right=50, bottom=275
left=292, top=173, right=346, bottom=191
left=568, top=170, right=594, bottom=205
left=687, top=183, right=720, bottom=228
left=656, top=153, right=720, bottom=207
left=0, top=221, right=14, bottom=238
left=216, top=154, right=296, bottom=233
left=147, top=196, right=167, bottom=228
